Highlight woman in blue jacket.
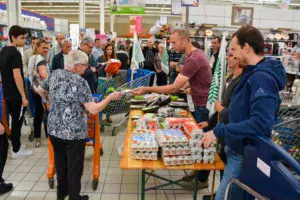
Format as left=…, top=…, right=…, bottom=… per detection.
left=199, top=26, right=286, bottom=200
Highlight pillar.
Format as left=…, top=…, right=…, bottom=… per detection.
left=7, top=0, right=22, bottom=29
left=100, top=0, right=105, bottom=34
left=79, top=0, right=85, bottom=29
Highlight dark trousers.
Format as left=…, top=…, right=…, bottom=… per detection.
left=6, top=100, right=26, bottom=153
left=156, top=72, right=167, bottom=86
left=149, top=74, right=155, bottom=86
left=33, top=92, right=48, bottom=138
left=50, top=135, right=86, bottom=200
left=0, top=133, right=9, bottom=179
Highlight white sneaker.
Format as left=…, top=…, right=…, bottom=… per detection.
left=11, top=147, right=33, bottom=159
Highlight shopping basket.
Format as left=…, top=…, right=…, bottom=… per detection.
left=96, top=69, right=155, bottom=136
left=224, top=119, right=300, bottom=200
left=47, top=94, right=103, bottom=190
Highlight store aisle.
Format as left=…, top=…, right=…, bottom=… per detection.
left=0, top=115, right=220, bottom=200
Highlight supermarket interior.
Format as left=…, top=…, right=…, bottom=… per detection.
left=0, top=0, right=300, bottom=200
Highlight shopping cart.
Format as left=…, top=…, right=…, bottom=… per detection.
left=224, top=119, right=300, bottom=200
left=47, top=94, right=103, bottom=190
left=24, top=78, right=35, bottom=142
left=277, top=104, right=300, bottom=123
left=96, top=69, right=155, bottom=136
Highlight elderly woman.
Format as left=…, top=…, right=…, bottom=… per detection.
left=37, top=50, right=122, bottom=200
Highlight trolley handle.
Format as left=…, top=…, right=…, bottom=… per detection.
left=251, top=136, right=300, bottom=174
left=272, top=161, right=300, bottom=190
left=224, top=178, right=269, bottom=200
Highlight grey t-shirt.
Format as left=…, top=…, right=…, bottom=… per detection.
left=42, top=69, right=93, bottom=140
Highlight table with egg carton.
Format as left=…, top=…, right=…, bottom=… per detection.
left=120, top=110, right=225, bottom=200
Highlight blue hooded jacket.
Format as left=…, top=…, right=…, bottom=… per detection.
left=213, top=58, right=286, bottom=155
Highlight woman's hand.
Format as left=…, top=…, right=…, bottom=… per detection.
left=215, top=101, right=224, bottom=113
left=199, top=130, right=217, bottom=149
left=198, top=121, right=209, bottom=129
left=108, top=92, right=122, bottom=101
left=156, top=69, right=162, bottom=73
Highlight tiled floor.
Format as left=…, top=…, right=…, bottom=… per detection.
left=0, top=115, right=220, bottom=200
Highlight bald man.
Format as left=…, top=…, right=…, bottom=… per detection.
left=142, top=39, right=158, bottom=86
left=48, top=33, right=65, bottom=67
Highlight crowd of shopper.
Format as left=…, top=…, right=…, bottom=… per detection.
left=0, top=24, right=287, bottom=200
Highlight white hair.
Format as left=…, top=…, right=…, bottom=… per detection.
left=65, top=50, right=88, bottom=69
left=61, top=39, right=71, bottom=47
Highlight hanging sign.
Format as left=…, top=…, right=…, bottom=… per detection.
left=171, top=0, right=182, bottom=16
left=181, top=0, right=199, bottom=7
left=136, top=16, right=143, bottom=34
left=110, top=0, right=145, bottom=15
left=279, top=0, right=290, bottom=10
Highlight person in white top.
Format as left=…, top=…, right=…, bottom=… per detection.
left=22, top=37, right=38, bottom=77
left=28, top=39, right=49, bottom=147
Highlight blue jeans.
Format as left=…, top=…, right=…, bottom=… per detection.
left=215, top=146, right=243, bottom=200
left=192, top=106, right=209, bottom=124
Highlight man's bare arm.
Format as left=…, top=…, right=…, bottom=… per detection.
left=144, top=74, right=189, bottom=94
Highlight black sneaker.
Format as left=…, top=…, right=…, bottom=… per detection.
left=0, top=179, right=13, bottom=195
left=80, top=195, right=89, bottom=200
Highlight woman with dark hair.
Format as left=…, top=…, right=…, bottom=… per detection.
left=28, top=38, right=49, bottom=147
left=97, top=44, right=117, bottom=123
left=97, top=43, right=117, bottom=77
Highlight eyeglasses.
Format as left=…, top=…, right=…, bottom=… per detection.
left=86, top=44, right=94, bottom=49
left=78, top=63, right=88, bottom=67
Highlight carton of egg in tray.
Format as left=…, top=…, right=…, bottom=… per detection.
left=156, top=129, right=193, bottom=166
left=137, top=113, right=160, bottom=130
left=164, top=117, right=193, bottom=129
left=131, top=132, right=159, bottom=160
left=183, top=121, right=217, bottom=164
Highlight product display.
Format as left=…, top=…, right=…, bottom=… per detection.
left=164, top=117, right=193, bottom=129
left=182, top=121, right=204, bottom=140
left=156, top=129, right=189, bottom=147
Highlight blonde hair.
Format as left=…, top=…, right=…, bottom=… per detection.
left=31, top=38, right=48, bottom=56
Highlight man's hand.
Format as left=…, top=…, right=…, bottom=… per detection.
left=199, top=130, right=217, bottom=149
left=131, top=87, right=147, bottom=96
left=170, top=61, right=177, bottom=69
left=198, top=121, right=209, bottom=129
left=215, top=101, right=224, bottom=113
left=108, top=92, right=122, bottom=101
left=156, top=69, right=162, bottom=73
left=0, top=123, right=5, bottom=135
left=22, top=97, right=28, bottom=107
left=91, top=67, right=97, bottom=73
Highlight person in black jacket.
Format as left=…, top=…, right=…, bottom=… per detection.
left=182, top=49, right=243, bottom=194
left=51, top=39, right=72, bottom=72
left=210, top=37, right=221, bottom=75
left=142, top=40, right=158, bottom=86
left=78, top=37, right=97, bottom=93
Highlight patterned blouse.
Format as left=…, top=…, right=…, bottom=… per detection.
left=42, top=69, right=93, bottom=140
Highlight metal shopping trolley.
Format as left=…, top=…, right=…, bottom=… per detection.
left=47, top=94, right=103, bottom=190
left=24, top=78, right=35, bottom=142
left=96, top=69, right=155, bottom=136
left=224, top=119, right=300, bottom=200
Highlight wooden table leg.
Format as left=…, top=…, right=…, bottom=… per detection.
left=141, top=170, right=146, bottom=200
left=193, top=171, right=199, bottom=200
left=211, top=170, right=216, bottom=200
